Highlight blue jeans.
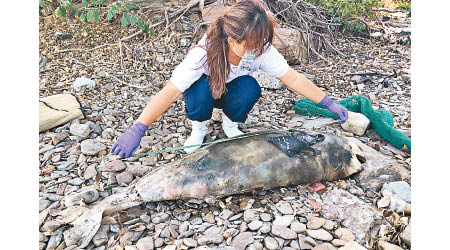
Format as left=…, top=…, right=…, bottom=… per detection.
left=182, top=74, right=262, bottom=122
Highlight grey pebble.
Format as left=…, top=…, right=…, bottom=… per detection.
left=68, top=177, right=85, bottom=186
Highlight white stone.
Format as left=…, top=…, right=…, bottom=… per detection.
left=243, top=209, right=260, bottom=222
left=73, top=77, right=96, bottom=91
left=381, top=181, right=411, bottom=203
left=340, top=112, right=370, bottom=136
left=70, top=123, right=91, bottom=138
left=273, top=215, right=294, bottom=227
left=264, top=237, right=279, bottom=250
left=290, top=221, right=307, bottom=233
left=80, top=139, right=106, bottom=156
left=275, top=201, right=294, bottom=215
left=306, top=229, right=333, bottom=241
left=248, top=220, right=263, bottom=230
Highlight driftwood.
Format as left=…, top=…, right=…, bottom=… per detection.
left=272, top=27, right=307, bottom=64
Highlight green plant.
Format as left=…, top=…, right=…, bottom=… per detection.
left=305, top=0, right=384, bottom=33
left=39, top=0, right=152, bottom=34
left=396, top=1, right=411, bottom=15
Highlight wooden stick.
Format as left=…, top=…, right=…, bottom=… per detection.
left=105, top=72, right=148, bottom=89
left=51, top=43, right=118, bottom=54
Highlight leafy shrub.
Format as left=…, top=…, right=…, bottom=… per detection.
left=39, top=0, right=152, bottom=34
left=305, top=0, right=384, bottom=33
left=396, top=1, right=411, bottom=14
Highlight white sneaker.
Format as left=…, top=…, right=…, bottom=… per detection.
left=222, top=112, right=244, bottom=138
left=184, top=120, right=209, bottom=154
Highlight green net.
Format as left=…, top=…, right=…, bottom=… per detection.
left=293, top=95, right=411, bottom=152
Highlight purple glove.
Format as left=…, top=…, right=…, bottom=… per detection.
left=319, top=95, right=348, bottom=124
left=111, top=122, right=148, bottom=158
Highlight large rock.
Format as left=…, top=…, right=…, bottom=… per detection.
left=80, top=139, right=106, bottom=156
left=321, top=188, right=381, bottom=242
left=39, top=94, right=84, bottom=132
left=340, top=112, right=370, bottom=136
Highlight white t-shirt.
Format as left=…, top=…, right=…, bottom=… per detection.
left=170, top=35, right=290, bottom=92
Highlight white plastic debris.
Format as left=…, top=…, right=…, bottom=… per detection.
left=370, top=32, right=383, bottom=38
left=73, top=77, right=96, bottom=92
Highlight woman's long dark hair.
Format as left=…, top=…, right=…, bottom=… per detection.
left=202, top=0, right=277, bottom=99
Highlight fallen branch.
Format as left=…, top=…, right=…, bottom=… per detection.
left=144, top=0, right=202, bottom=44
left=105, top=72, right=148, bottom=89
left=345, top=71, right=396, bottom=77
left=51, top=43, right=118, bottom=54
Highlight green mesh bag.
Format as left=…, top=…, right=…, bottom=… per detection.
left=293, top=95, right=411, bottom=152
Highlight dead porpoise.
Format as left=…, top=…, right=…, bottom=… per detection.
left=136, top=129, right=365, bottom=201
left=62, top=129, right=365, bottom=247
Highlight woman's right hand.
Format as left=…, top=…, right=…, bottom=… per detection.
left=111, top=122, right=148, bottom=158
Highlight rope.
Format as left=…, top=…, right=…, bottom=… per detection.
left=96, top=126, right=304, bottom=171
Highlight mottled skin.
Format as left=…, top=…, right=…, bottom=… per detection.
left=136, top=129, right=364, bottom=201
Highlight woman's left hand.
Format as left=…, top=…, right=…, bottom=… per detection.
left=319, top=95, right=349, bottom=124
